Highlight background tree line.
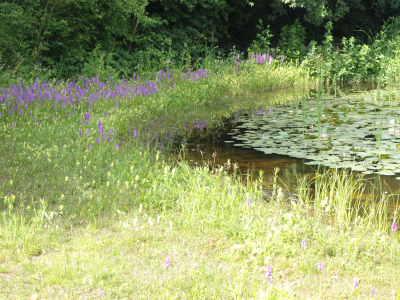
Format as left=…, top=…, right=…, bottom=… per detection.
left=1, top=0, right=399, bottom=79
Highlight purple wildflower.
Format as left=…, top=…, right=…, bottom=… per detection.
left=96, top=138, right=99, bottom=144
left=97, top=119, right=104, bottom=136
left=20, top=110, right=23, bottom=116
left=133, top=130, right=137, bottom=138
left=371, top=288, right=376, bottom=296
left=115, top=144, right=119, bottom=149
left=301, top=239, right=307, bottom=250
left=392, top=221, right=397, bottom=233
left=52, top=115, right=54, bottom=119
left=89, top=144, right=92, bottom=148
left=86, top=128, right=90, bottom=136
left=318, top=263, right=324, bottom=274
left=99, top=290, right=105, bottom=296
left=266, top=264, right=272, bottom=277
left=105, top=111, right=108, bottom=119
left=84, top=112, right=90, bottom=122
left=353, top=278, right=359, bottom=288
left=266, top=264, right=273, bottom=285
left=113, top=129, right=116, bottom=135
left=166, top=257, right=171, bottom=269
left=246, top=197, right=251, bottom=210
left=79, top=130, right=82, bottom=136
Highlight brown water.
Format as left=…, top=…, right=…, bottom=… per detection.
left=173, top=129, right=311, bottom=191
left=168, top=87, right=400, bottom=214
left=172, top=128, right=400, bottom=212
left=174, top=126, right=400, bottom=195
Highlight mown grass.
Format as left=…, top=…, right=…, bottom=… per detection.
left=1, top=59, right=399, bottom=299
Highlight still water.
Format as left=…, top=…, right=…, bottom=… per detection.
left=170, top=88, right=400, bottom=207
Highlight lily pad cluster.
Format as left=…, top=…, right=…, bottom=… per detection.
left=227, top=95, right=400, bottom=178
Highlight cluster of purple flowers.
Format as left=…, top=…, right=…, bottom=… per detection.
left=184, top=120, right=209, bottom=134
left=0, top=54, right=285, bottom=123
left=247, top=52, right=284, bottom=65
left=0, top=69, right=184, bottom=120
left=182, top=68, right=208, bottom=82
left=77, top=111, right=118, bottom=147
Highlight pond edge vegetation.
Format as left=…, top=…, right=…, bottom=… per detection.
left=2, top=22, right=400, bottom=299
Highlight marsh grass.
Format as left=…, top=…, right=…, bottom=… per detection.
left=2, top=160, right=400, bottom=299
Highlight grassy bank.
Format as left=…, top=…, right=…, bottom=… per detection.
left=1, top=58, right=399, bottom=299
left=1, top=164, right=400, bottom=299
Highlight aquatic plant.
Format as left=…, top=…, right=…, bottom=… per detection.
left=227, top=92, right=400, bottom=177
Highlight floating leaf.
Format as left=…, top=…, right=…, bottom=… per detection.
left=228, top=95, right=400, bottom=177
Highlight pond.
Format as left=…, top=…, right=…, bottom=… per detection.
left=170, top=87, right=400, bottom=208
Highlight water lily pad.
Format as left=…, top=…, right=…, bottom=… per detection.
left=304, top=161, right=323, bottom=165
left=362, top=170, right=374, bottom=175
left=378, top=170, right=396, bottom=176
left=229, top=96, right=400, bottom=177
left=352, top=165, right=368, bottom=172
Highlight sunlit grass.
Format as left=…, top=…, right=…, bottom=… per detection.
left=1, top=58, right=400, bottom=298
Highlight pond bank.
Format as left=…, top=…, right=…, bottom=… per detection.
left=1, top=66, right=399, bottom=298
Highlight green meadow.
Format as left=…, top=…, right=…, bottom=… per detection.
left=2, top=48, right=400, bottom=299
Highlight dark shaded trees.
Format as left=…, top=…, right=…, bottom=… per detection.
left=0, top=0, right=399, bottom=77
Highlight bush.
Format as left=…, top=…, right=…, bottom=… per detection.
left=279, top=19, right=307, bottom=62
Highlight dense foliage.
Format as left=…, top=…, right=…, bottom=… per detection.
left=0, top=0, right=400, bottom=82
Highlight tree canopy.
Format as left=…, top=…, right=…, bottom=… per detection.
left=0, top=0, right=399, bottom=77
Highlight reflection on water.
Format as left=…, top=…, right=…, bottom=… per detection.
left=174, top=129, right=312, bottom=191
left=168, top=86, right=400, bottom=214
left=173, top=127, right=400, bottom=212
left=172, top=133, right=400, bottom=212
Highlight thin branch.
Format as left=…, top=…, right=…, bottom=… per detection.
left=127, top=17, right=140, bottom=53
left=36, top=0, right=60, bottom=63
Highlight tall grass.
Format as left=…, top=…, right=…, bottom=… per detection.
left=2, top=50, right=400, bottom=298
